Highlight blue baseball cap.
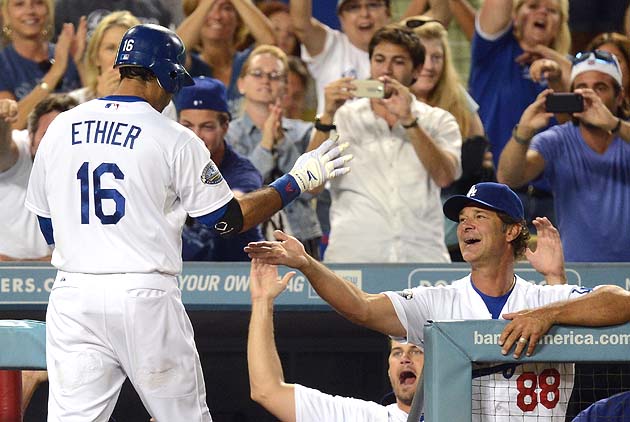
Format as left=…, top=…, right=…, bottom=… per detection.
left=173, top=76, right=230, bottom=116
left=443, top=182, right=524, bottom=222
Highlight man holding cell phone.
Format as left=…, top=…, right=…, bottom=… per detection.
left=308, top=24, right=462, bottom=263
left=497, top=50, right=630, bottom=262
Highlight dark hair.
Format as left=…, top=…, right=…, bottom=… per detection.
left=119, top=66, right=157, bottom=84
left=27, top=94, right=78, bottom=135
left=586, top=33, right=630, bottom=119
left=368, top=24, right=425, bottom=69
left=287, top=56, right=311, bottom=87
left=498, top=213, right=530, bottom=259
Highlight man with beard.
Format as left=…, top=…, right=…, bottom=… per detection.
left=498, top=50, right=630, bottom=262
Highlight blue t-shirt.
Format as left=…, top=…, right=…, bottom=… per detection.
left=0, top=43, right=81, bottom=99
left=531, top=123, right=630, bottom=262
left=469, top=27, right=554, bottom=192
left=182, top=141, right=263, bottom=261
left=471, top=279, right=514, bottom=319
left=188, top=46, right=254, bottom=118
left=572, top=391, right=630, bottom=422
left=469, top=27, right=546, bottom=163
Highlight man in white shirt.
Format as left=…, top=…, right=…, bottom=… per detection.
left=290, top=0, right=391, bottom=114
left=247, top=258, right=423, bottom=422
left=310, top=24, right=462, bottom=263
left=0, top=96, right=77, bottom=261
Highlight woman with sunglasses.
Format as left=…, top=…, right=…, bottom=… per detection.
left=176, top=0, right=276, bottom=118
left=469, top=0, right=571, bottom=232
left=0, top=0, right=84, bottom=130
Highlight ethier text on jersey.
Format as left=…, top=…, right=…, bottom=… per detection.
left=71, top=120, right=142, bottom=150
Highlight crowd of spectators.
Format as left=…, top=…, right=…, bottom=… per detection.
left=4, top=0, right=630, bottom=265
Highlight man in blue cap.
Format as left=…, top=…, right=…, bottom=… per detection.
left=175, top=76, right=264, bottom=261
left=244, top=182, right=620, bottom=420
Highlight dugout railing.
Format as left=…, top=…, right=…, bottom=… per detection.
left=413, top=320, right=630, bottom=422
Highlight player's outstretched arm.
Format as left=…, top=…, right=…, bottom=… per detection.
left=525, top=217, right=566, bottom=285
left=248, top=259, right=297, bottom=422
left=245, top=231, right=406, bottom=337
left=204, top=136, right=352, bottom=237
left=499, top=285, right=630, bottom=358
left=238, top=135, right=352, bottom=231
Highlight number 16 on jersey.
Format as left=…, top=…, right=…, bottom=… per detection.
left=76, top=162, right=126, bottom=225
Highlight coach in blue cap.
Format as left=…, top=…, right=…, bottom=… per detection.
left=175, top=76, right=264, bottom=261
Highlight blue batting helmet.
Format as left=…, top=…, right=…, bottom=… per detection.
left=114, top=24, right=194, bottom=94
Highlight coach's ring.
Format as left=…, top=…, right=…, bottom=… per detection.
left=518, top=337, right=528, bottom=344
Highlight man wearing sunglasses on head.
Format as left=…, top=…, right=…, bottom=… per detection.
left=498, top=49, right=630, bottom=263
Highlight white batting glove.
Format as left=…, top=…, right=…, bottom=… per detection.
left=288, top=135, right=353, bottom=192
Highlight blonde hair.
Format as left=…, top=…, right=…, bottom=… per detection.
left=182, top=0, right=246, bottom=48
left=513, top=0, right=570, bottom=55
left=240, top=44, right=288, bottom=78
left=83, top=11, right=140, bottom=95
left=405, top=19, right=472, bottom=137
left=1, top=0, right=54, bottom=42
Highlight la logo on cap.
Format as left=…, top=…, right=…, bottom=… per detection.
left=467, top=185, right=478, bottom=198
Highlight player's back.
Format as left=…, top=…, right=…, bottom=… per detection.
left=26, top=96, right=232, bottom=274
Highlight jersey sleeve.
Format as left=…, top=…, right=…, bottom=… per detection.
left=172, top=137, right=233, bottom=217
left=294, top=384, right=389, bottom=422
left=382, top=288, right=432, bottom=345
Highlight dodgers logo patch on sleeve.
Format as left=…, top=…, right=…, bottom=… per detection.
left=200, top=161, right=223, bottom=185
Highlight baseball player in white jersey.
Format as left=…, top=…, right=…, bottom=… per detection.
left=25, top=24, right=351, bottom=422
left=244, top=182, right=622, bottom=421
left=247, top=258, right=424, bottom=422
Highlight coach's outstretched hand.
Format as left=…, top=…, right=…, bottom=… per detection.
left=245, top=230, right=310, bottom=270
left=289, top=135, right=352, bottom=192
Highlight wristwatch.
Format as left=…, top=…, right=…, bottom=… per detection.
left=314, top=116, right=336, bottom=132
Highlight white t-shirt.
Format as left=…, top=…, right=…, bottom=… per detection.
left=295, top=384, right=408, bottom=422
left=0, top=131, right=51, bottom=259
left=301, top=25, right=370, bottom=115
left=384, top=276, right=592, bottom=421
left=324, top=98, right=462, bottom=263
left=25, top=97, right=233, bottom=274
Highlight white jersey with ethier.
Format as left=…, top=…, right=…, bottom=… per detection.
left=26, top=96, right=233, bottom=274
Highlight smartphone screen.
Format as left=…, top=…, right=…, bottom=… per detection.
left=545, top=93, right=584, bottom=113
left=351, top=80, right=385, bottom=98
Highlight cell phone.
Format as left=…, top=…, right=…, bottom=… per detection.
left=545, top=93, right=584, bottom=113
left=351, top=79, right=385, bottom=98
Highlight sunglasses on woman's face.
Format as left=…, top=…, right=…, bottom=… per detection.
left=404, top=18, right=441, bottom=29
